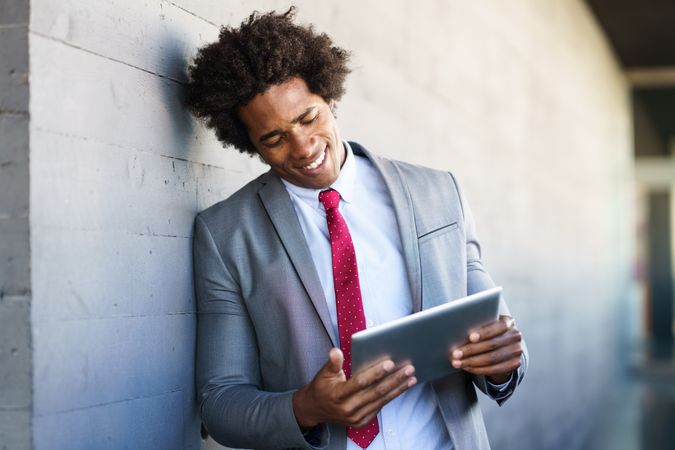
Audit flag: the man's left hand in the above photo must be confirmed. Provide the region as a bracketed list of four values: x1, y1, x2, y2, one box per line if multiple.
[450, 315, 523, 384]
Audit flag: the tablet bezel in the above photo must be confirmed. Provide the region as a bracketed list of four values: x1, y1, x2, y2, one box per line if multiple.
[351, 287, 502, 382]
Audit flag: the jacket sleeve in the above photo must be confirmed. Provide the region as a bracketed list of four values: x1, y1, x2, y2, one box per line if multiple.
[193, 214, 327, 449]
[449, 173, 529, 405]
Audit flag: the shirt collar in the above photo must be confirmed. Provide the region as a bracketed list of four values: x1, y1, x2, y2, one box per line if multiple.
[281, 141, 357, 207]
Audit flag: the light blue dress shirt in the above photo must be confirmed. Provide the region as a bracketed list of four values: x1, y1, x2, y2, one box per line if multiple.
[282, 142, 509, 449]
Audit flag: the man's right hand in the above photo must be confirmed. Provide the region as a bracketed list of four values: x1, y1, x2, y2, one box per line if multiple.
[292, 348, 417, 429]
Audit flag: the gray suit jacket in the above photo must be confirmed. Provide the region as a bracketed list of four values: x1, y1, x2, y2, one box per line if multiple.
[193, 142, 528, 450]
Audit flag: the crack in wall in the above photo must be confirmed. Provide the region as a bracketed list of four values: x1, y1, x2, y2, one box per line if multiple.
[29, 30, 186, 85]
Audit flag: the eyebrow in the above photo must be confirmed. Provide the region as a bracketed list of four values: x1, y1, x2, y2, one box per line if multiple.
[259, 106, 317, 143]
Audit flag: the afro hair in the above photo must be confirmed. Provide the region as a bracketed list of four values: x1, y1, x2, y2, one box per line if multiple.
[185, 7, 351, 156]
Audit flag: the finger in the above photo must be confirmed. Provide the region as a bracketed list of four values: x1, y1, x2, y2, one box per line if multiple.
[345, 371, 417, 427]
[462, 357, 522, 377]
[458, 342, 522, 368]
[452, 328, 521, 360]
[358, 364, 415, 406]
[338, 364, 414, 418]
[466, 315, 516, 343]
[454, 342, 522, 369]
[340, 359, 396, 397]
[321, 348, 344, 376]
[352, 377, 415, 427]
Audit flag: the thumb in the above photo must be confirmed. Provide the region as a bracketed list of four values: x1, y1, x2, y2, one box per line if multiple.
[322, 347, 344, 375]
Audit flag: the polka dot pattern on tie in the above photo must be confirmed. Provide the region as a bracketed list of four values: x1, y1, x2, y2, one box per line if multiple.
[319, 188, 379, 449]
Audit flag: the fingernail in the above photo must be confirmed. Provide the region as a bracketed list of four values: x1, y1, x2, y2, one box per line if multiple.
[408, 377, 417, 387]
[383, 361, 394, 372]
[470, 333, 480, 342]
[453, 350, 463, 359]
[404, 366, 415, 376]
[452, 360, 461, 368]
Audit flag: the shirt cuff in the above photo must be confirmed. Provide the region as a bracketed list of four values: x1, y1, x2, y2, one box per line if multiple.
[485, 373, 514, 399]
[302, 423, 330, 449]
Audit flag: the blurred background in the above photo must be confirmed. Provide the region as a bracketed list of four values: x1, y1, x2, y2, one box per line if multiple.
[1, 0, 673, 449]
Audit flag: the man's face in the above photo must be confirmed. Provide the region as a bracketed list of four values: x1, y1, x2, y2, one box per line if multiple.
[238, 77, 346, 189]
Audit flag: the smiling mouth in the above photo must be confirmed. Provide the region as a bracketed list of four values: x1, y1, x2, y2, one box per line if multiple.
[302, 149, 326, 170]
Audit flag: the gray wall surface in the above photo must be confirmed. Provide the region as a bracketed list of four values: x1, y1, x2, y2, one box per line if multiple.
[27, 0, 229, 448]
[0, 0, 31, 448]
[1, 1, 634, 449]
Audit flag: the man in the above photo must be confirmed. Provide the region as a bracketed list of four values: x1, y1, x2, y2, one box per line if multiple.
[187, 8, 527, 450]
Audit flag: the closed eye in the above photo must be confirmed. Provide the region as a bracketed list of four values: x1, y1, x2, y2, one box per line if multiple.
[301, 112, 319, 125]
[263, 136, 284, 148]
[260, 107, 320, 148]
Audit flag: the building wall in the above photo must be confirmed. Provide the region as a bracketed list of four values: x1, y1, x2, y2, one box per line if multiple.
[0, 0, 31, 448]
[19, 1, 633, 449]
[27, 1, 233, 448]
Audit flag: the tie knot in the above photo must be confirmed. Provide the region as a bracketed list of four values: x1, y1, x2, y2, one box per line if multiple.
[319, 189, 341, 210]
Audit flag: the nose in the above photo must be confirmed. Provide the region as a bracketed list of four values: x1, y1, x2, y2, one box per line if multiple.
[288, 128, 316, 159]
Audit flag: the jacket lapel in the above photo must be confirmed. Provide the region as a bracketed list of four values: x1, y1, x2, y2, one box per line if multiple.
[257, 172, 339, 346]
[350, 142, 423, 313]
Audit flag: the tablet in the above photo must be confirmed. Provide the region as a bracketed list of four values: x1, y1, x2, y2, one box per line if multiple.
[351, 287, 502, 383]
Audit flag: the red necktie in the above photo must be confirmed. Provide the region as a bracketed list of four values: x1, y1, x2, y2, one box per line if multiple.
[319, 188, 379, 449]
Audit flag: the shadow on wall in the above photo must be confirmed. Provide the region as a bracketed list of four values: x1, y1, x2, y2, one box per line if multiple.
[160, 36, 195, 160]
[157, 30, 204, 450]
[161, 29, 236, 450]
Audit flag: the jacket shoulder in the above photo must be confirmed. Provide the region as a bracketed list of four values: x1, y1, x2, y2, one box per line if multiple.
[195, 171, 269, 231]
[349, 140, 455, 187]
[388, 158, 454, 184]
[350, 141, 464, 227]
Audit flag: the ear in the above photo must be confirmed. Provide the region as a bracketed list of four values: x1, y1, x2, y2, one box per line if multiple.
[328, 100, 336, 116]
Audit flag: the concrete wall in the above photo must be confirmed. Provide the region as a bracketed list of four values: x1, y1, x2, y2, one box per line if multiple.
[27, 0, 237, 448]
[6, 0, 633, 449]
[0, 0, 32, 448]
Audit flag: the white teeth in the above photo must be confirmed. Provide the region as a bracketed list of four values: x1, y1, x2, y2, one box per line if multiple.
[304, 150, 325, 170]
